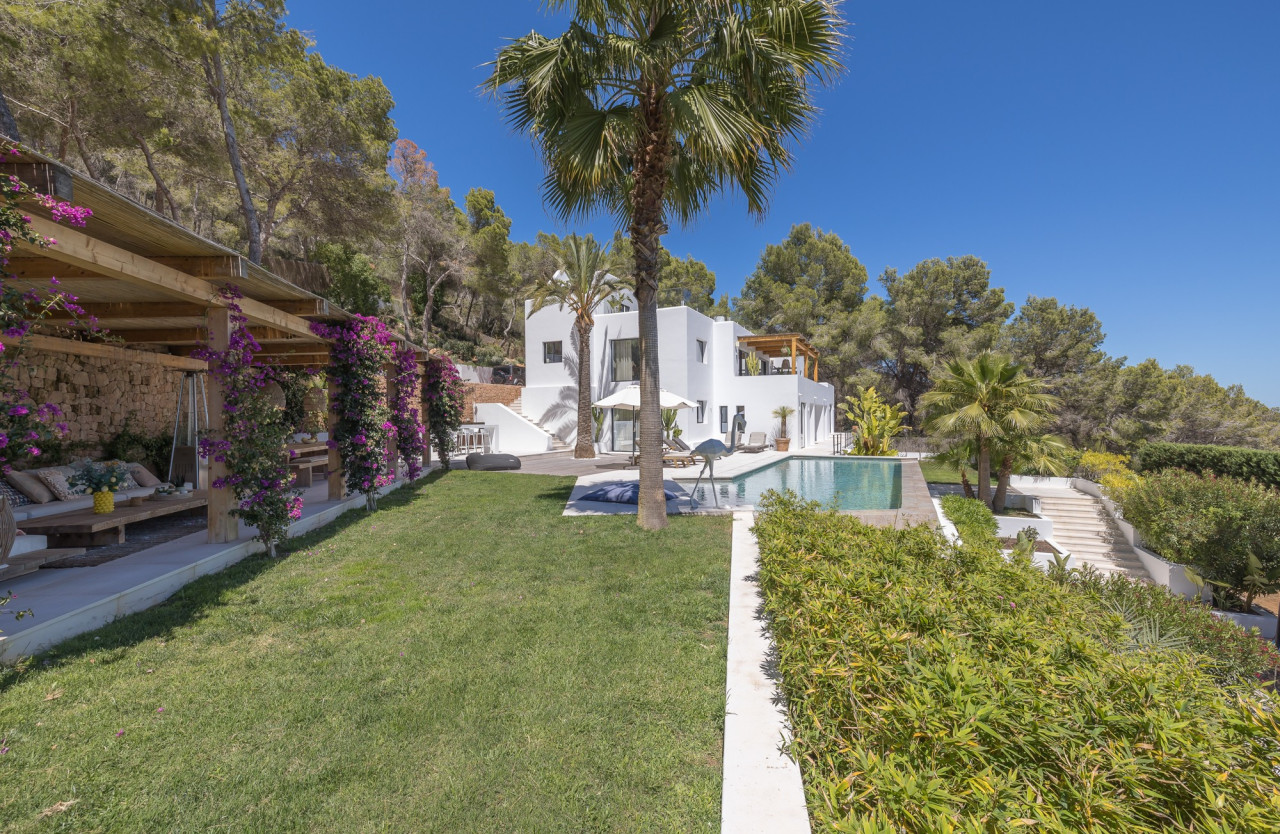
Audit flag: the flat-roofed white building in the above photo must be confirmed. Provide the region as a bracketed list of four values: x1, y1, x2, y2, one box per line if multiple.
[475, 290, 836, 454]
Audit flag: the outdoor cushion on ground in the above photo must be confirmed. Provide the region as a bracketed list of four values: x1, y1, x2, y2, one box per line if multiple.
[466, 453, 521, 471]
[580, 483, 679, 504]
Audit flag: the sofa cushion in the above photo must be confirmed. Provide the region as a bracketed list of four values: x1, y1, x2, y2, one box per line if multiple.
[128, 463, 161, 488]
[5, 469, 54, 504]
[0, 478, 31, 508]
[36, 468, 81, 501]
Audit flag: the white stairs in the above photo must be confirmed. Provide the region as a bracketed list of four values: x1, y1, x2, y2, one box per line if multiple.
[507, 394, 571, 452]
[1033, 488, 1148, 579]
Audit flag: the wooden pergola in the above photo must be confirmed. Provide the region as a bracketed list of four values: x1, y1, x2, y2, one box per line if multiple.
[1, 148, 426, 544]
[736, 333, 820, 381]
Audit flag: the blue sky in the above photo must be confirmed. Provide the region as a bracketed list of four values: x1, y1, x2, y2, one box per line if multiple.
[292, 1, 1280, 405]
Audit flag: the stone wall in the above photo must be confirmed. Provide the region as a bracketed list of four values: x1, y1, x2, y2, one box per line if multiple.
[462, 382, 522, 423]
[18, 348, 186, 449]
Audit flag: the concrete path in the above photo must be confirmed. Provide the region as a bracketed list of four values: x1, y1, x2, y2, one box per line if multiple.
[721, 511, 810, 833]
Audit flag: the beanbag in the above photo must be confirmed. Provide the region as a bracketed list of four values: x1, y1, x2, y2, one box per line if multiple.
[465, 453, 522, 471]
[580, 483, 679, 504]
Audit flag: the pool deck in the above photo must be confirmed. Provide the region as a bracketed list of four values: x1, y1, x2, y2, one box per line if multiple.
[555, 445, 940, 528]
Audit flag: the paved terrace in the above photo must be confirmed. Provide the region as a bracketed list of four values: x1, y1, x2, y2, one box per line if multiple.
[511, 444, 938, 528]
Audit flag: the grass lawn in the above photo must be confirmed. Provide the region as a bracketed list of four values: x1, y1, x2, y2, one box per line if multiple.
[0, 471, 731, 832]
[917, 458, 996, 487]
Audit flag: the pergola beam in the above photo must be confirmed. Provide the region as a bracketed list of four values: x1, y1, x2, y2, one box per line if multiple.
[19, 217, 320, 341]
[112, 327, 311, 345]
[0, 332, 207, 370]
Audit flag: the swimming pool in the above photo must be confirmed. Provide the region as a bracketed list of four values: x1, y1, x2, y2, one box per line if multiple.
[687, 456, 902, 511]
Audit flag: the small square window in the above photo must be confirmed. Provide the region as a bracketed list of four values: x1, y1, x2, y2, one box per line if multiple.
[543, 341, 563, 363]
[697, 401, 707, 424]
[696, 339, 707, 363]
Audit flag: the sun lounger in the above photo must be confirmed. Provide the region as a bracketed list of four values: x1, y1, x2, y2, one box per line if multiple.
[663, 440, 697, 468]
[740, 432, 770, 453]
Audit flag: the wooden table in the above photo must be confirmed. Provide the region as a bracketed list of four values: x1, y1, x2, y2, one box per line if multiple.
[286, 442, 328, 457]
[286, 442, 330, 487]
[17, 491, 209, 547]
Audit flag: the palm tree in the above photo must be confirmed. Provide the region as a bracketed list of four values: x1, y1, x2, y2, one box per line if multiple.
[529, 234, 626, 459]
[990, 433, 1071, 512]
[487, 1, 844, 530]
[922, 353, 1060, 506]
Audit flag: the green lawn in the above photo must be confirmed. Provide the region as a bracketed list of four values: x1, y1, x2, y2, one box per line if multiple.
[917, 458, 996, 486]
[0, 472, 731, 832]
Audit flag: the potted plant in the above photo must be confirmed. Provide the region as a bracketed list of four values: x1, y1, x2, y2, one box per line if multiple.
[661, 407, 680, 441]
[591, 406, 607, 453]
[71, 460, 131, 514]
[772, 405, 795, 452]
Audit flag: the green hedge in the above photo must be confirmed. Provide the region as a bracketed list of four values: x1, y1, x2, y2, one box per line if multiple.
[754, 491, 1280, 832]
[939, 494, 997, 544]
[1136, 441, 1280, 488]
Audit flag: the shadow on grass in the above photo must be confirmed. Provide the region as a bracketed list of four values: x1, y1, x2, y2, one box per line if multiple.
[0, 477, 438, 692]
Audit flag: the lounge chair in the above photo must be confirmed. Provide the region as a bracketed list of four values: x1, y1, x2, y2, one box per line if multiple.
[663, 440, 697, 468]
[740, 432, 770, 453]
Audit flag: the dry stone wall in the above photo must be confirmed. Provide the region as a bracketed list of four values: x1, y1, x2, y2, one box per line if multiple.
[462, 382, 522, 423]
[18, 348, 185, 448]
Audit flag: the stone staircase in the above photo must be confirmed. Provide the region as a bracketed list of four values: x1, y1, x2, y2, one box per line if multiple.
[1, 534, 86, 580]
[1033, 488, 1148, 578]
[507, 394, 571, 452]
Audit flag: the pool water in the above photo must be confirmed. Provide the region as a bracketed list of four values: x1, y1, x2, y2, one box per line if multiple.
[687, 456, 902, 511]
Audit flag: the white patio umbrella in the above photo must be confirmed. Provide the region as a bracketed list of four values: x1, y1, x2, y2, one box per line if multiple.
[593, 385, 697, 410]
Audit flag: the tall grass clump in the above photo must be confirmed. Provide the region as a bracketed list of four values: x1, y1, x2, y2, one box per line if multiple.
[753, 490, 1280, 832]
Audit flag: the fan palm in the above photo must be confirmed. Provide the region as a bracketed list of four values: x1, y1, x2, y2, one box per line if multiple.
[529, 234, 627, 459]
[922, 353, 1060, 505]
[487, 1, 845, 529]
[989, 432, 1071, 512]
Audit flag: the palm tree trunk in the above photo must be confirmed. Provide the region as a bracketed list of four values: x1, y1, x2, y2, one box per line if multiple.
[960, 468, 974, 500]
[977, 435, 992, 503]
[992, 454, 1014, 512]
[630, 84, 671, 531]
[574, 319, 595, 459]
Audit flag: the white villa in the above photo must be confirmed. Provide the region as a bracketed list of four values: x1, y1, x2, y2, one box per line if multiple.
[475, 292, 836, 454]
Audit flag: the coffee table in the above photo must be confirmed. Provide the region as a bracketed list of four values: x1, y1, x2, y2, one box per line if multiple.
[17, 491, 209, 548]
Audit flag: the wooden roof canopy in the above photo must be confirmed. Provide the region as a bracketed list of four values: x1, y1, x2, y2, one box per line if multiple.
[737, 333, 820, 381]
[1, 147, 426, 369]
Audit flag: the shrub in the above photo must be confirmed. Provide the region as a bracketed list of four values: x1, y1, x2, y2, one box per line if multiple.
[1115, 470, 1280, 609]
[1137, 441, 1280, 489]
[423, 355, 464, 470]
[1050, 564, 1280, 684]
[753, 491, 1280, 832]
[939, 494, 996, 544]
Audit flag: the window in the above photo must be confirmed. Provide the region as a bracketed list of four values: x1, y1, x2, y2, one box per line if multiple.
[611, 338, 640, 382]
[696, 400, 707, 424]
[719, 406, 728, 433]
[542, 341, 563, 364]
[697, 339, 708, 363]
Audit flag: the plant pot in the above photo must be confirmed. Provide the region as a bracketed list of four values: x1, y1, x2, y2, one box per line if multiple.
[93, 491, 116, 515]
[1212, 607, 1279, 641]
[774, 438, 791, 452]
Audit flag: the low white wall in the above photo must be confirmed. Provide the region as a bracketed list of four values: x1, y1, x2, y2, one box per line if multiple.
[474, 403, 553, 455]
[1009, 475, 1074, 490]
[994, 514, 1054, 540]
[1214, 609, 1279, 640]
[520, 384, 578, 443]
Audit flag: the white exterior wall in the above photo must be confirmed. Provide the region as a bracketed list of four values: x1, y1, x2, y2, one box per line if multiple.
[522, 294, 834, 452]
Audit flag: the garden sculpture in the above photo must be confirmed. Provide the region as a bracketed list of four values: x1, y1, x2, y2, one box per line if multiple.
[690, 412, 747, 507]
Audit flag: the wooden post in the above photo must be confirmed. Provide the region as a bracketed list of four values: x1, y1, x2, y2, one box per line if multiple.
[327, 373, 345, 500]
[206, 307, 239, 543]
[384, 362, 399, 482]
[790, 336, 798, 375]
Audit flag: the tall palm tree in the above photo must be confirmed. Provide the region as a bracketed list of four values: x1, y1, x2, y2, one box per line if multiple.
[529, 234, 626, 459]
[487, 1, 845, 530]
[922, 353, 1060, 505]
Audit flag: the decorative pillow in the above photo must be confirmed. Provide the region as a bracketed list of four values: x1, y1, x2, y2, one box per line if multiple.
[580, 483, 679, 504]
[0, 478, 32, 508]
[34, 468, 78, 502]
[5, 469, 54, 504]
[128, 463, 161, 488]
